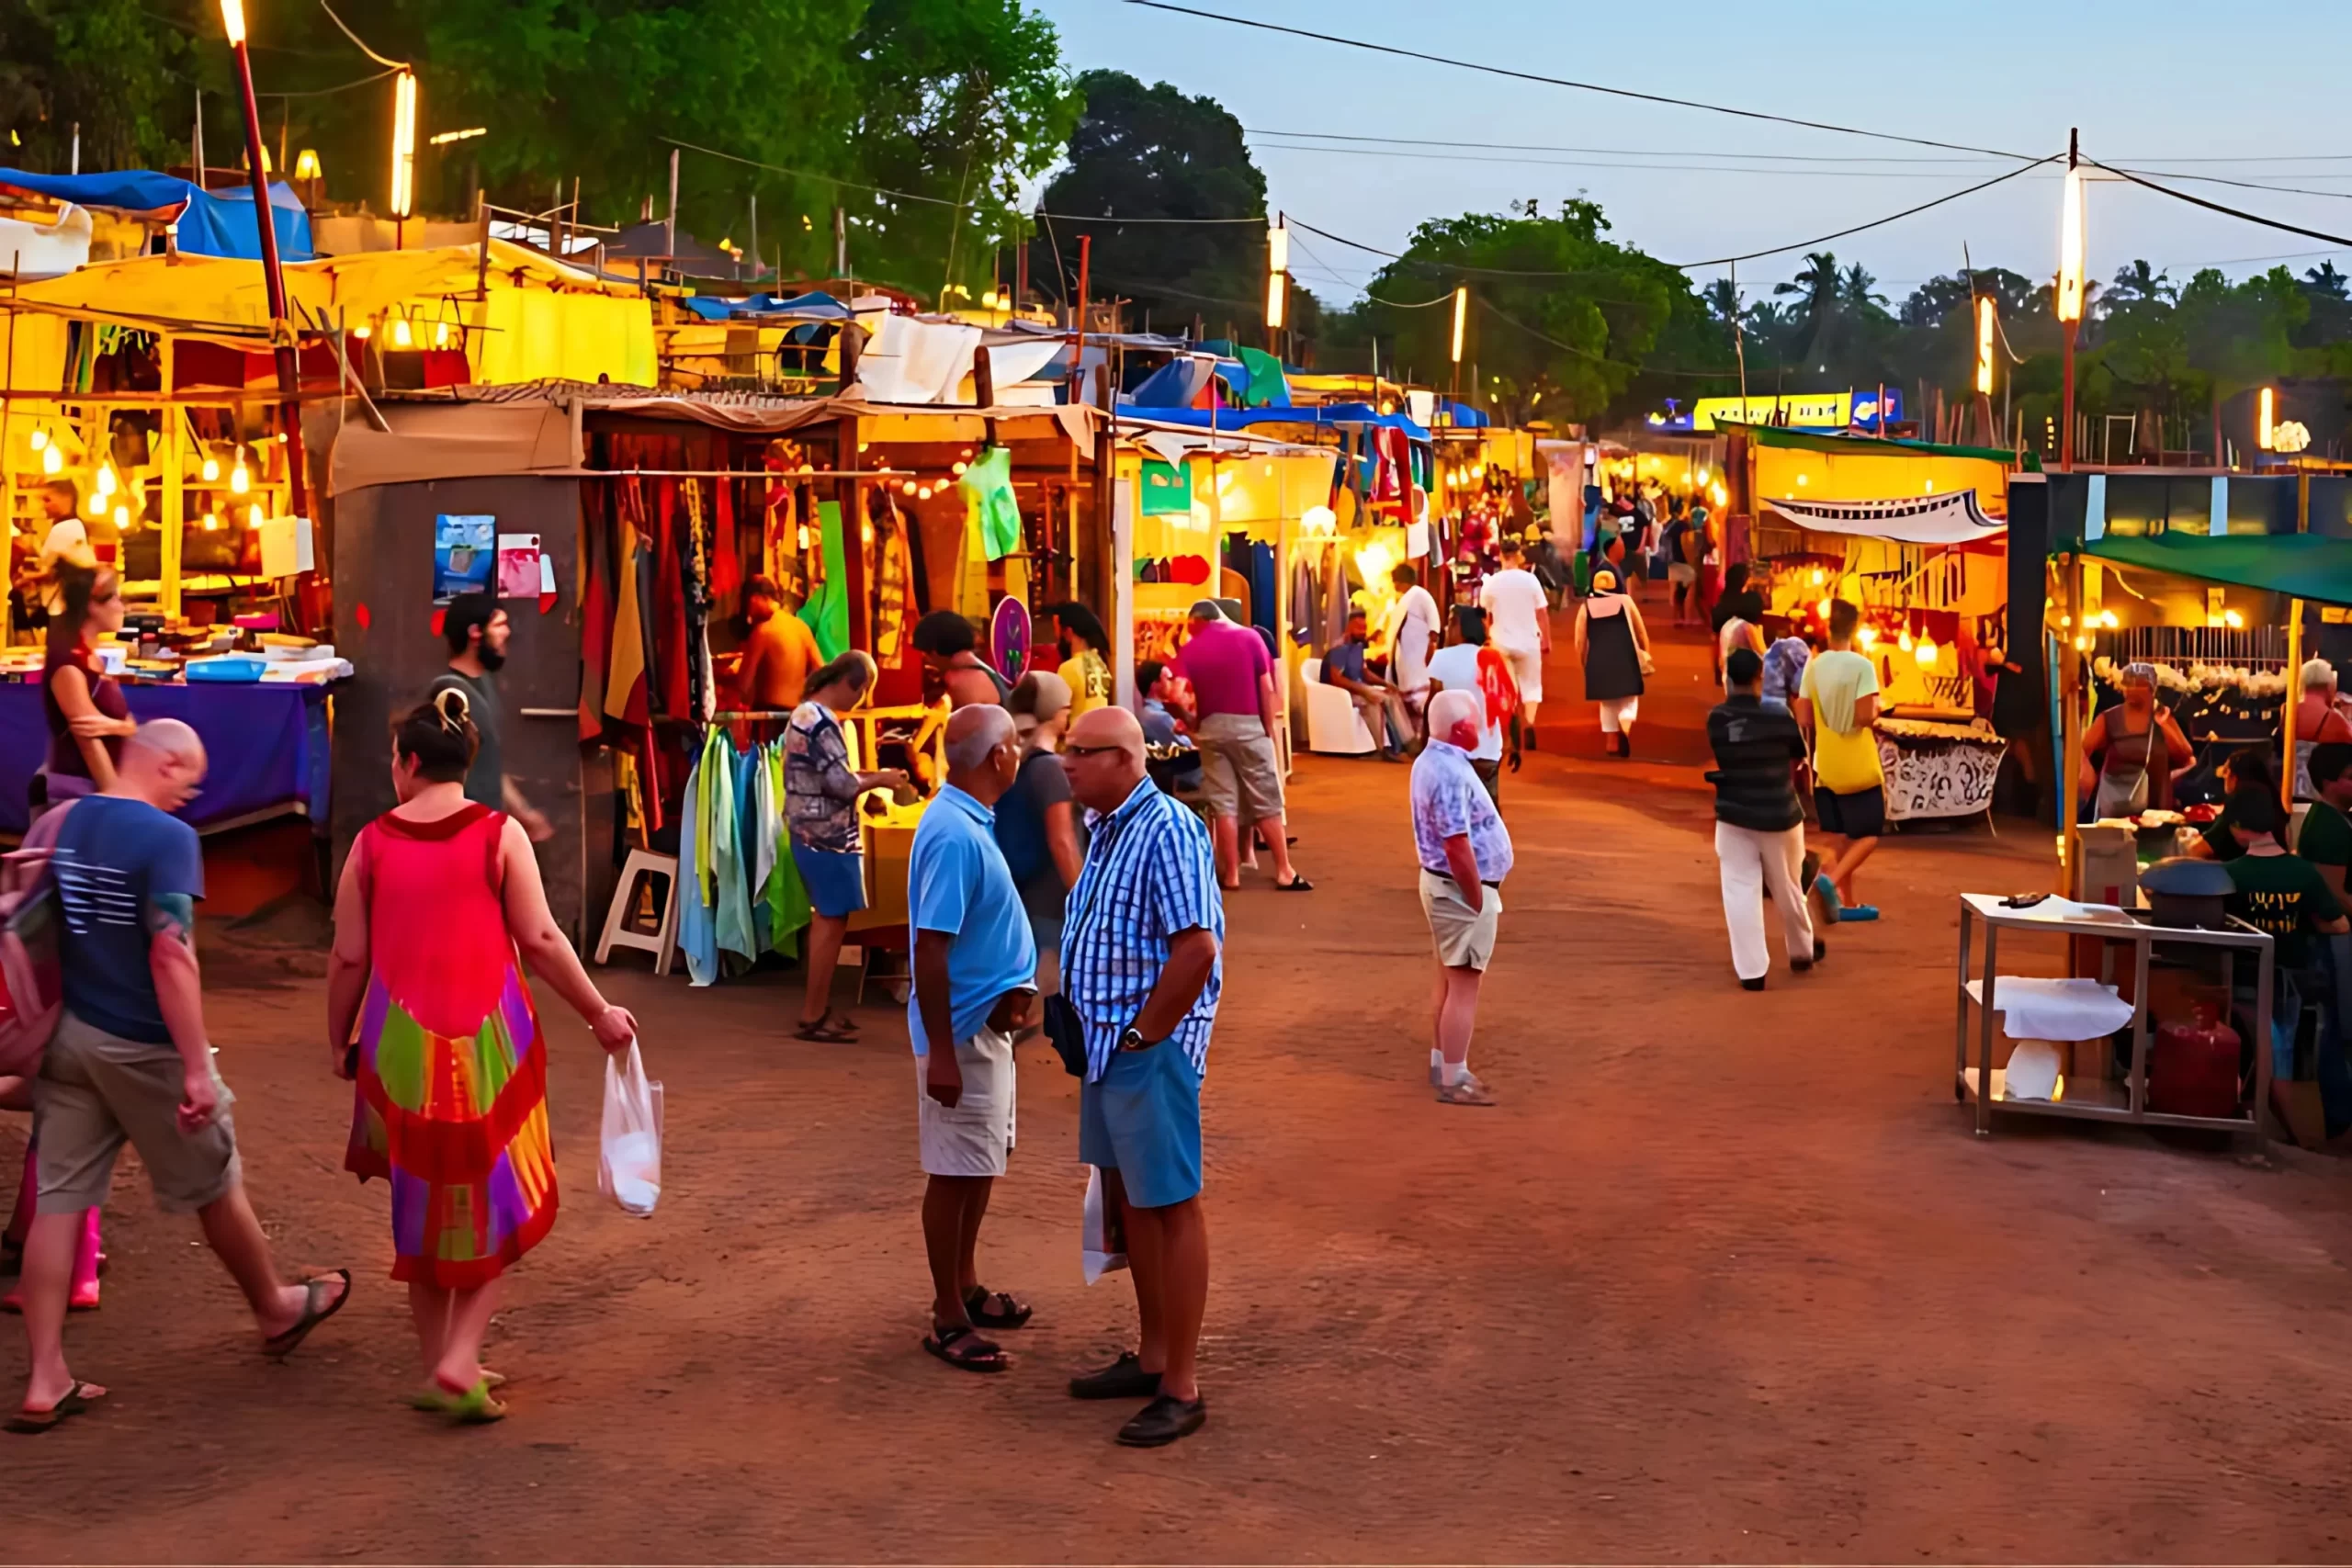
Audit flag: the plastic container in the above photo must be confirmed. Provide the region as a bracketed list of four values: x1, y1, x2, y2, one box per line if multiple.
[184, 656, 267, 683]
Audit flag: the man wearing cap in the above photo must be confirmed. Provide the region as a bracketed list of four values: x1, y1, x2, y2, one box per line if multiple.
[1172, 599, 1310, 891]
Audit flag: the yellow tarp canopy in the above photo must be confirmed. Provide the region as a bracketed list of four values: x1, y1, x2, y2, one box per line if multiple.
[3, 241, 656, 387]
[1755, 442, 2007, 515]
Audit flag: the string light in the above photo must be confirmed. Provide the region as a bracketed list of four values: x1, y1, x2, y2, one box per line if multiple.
[40, 444, 62, 475]
[899, 479, 917, 496]
[230, 457, 251, 494]
[1898, 628, 1915, 652]
[94, 464, 117, 497]
[201, 454, 220, 482]
[202, 511, 220, 532]
[112, 504, 129, 530]
[1915, 636, 1939, 669]
[391, 315, 413, 348]
[247, 503, 266, 528]
[28, 428, 45, 451]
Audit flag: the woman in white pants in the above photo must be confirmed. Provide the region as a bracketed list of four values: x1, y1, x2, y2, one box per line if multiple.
[1574, 570, 1650, 758]
[1707, 647, 1822, 988]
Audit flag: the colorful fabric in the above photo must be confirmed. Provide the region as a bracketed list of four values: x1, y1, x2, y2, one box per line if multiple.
[785, 701, 863, 853]
[798, 501, 851, 661]
[962, 446, 1023, 560]
[344, 807, 558, 1289]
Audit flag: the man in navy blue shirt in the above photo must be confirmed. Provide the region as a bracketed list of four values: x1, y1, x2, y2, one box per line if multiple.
[909, 705, 1038, 1376]
[13, 719, 347, 1432]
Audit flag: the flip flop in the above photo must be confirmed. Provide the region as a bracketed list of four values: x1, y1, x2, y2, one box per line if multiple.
[922, 1323, 1008, 1374]
[404, 1369, 507, 1411]
[261, 1269, 351, 1360]
[1274, 875, 1315, 892]
[964, 1286, 1034, 1330]
[1812, 874, 1845, 919]
[793, 1021, 857, 1043]
[1838, 904, 1882, 923]
[414, 1376, 507, 1424]
[6, 1380, 104, 1435]
[823, 1011, 862, 1033]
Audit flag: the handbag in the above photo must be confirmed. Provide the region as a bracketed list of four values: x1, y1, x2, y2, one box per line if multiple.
[0, 802, 74, 1078]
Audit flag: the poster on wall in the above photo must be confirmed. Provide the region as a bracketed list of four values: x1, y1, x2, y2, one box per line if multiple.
[434, 514, 495, 603]
[496, 533, 543, 599]
[990, 596, 1032, 683]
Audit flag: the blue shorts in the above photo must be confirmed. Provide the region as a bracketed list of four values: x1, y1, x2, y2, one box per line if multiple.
[1079, 1041, 1204, 1209]
[791, 842, 867, 919]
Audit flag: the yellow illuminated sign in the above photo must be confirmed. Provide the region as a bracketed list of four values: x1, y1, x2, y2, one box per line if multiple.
[1690, 392, 1854, 432]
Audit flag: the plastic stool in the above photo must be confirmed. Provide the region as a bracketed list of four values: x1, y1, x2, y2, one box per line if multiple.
[595, 850, 680, 975]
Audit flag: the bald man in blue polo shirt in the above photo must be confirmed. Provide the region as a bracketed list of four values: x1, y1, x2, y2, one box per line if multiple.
[910, 704, 1039, 1376]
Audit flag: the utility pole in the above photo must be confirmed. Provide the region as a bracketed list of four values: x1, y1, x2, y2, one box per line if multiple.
[193, 92, 205, 187]
[1730, 257, 1748, 405]
[749, 195, 759, 282]
[665, 146, 680, 259]
[218, 0, 305, 515]
[833, 206, 846, 280]
[2058, 127, 2085, 472]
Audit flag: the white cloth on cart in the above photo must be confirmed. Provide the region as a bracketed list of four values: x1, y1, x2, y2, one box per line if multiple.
[1986, 976, 2134, 1042]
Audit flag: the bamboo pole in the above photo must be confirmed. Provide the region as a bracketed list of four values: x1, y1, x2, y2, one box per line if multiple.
[159, 338, 182, 621]
[2286, 596, 2303, 812]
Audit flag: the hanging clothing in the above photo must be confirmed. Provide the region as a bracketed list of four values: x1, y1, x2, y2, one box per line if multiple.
[871, 494, 911, 663]
[799, 500, 852, 660]
[961, 446, 1023, 560]
[343, 805, 558, 1289]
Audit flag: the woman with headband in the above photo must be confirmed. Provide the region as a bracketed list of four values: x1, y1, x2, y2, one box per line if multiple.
[2079, 661, 2192, 820]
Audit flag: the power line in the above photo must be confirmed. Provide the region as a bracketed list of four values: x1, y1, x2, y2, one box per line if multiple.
[256, 64, 400, 99]
[2117, 166, 2352, 202]
[663, 137, 1261, 224]
[1120, 0, 2038, 161]
[1252, 142, 2034, 180]
[1247, 128, 1997, 165]
[315, 0, 409, 69]
[2089, 160, 2352, 249]
[1474, 295, 1730, 382]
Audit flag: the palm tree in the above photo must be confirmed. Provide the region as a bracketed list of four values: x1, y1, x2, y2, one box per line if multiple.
[1838, 263, 1887, 313]
[2305, 261, 2348, 299]
[1702, 276, 1741, 326]
[1774, 251, 1842, 371]
[2109, 259, 2173, 307]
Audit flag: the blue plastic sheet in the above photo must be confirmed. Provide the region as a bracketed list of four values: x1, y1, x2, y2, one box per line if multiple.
[0, 167, 311, 261]
[679, 290, 850, 321]
[0, 682, 332, 834]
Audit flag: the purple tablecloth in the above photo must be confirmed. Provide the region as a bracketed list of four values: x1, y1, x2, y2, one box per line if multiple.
[1, 680, 333, 834]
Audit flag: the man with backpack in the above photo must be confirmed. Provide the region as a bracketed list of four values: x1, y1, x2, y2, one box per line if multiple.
[8, 719, 349, 1432]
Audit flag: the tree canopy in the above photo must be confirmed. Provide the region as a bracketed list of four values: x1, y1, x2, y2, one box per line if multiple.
[0, 0, 1078, 296]
[1025, 70, 1269, 334]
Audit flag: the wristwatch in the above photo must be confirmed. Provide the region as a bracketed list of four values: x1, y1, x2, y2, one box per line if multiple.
[1118, 1025, 1157, 1053]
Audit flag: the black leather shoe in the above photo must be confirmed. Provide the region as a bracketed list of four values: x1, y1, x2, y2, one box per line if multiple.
[1116, 1393, 1207, 1447]
[1069, 1350, 1160, 1401]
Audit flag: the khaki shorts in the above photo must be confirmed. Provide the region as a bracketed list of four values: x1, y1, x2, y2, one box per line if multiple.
[1194, 711, 1285, 820]
[1419, 870, 1503, 971]
[35, 1010, 241, 1215]
[915, 1027, 1016, 1178]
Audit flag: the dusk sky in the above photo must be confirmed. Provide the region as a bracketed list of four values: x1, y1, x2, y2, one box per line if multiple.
[1030, 0, 2352, 309]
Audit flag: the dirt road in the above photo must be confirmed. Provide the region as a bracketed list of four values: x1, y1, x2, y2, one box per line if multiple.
[8, 613, 2352, 1562]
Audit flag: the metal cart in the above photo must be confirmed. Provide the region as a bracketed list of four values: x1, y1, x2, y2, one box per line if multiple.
[1954, 893, 2272, 1149]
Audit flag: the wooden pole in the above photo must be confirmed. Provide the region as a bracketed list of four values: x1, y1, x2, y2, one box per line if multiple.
[838, 416, 868, 651]
[2060, 550, 2084, 894]
[159, 339, 181, 621]
[2287, 597, 2304, 812]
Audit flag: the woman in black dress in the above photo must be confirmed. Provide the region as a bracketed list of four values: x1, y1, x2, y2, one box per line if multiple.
[1575, 569, 1652, 757]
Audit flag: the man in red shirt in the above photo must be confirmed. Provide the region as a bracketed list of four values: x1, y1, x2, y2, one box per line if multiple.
[1173, 601, 1310, 892]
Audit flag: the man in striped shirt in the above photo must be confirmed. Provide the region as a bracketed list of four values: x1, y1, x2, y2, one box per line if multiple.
[1057, 706, 1225, 1449]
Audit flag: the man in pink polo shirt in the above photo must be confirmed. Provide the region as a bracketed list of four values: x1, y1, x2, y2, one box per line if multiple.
[1173, 601, 1311, 893]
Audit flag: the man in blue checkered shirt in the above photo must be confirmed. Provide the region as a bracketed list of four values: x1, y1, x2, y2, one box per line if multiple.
[1057, 705, 1225, 1449]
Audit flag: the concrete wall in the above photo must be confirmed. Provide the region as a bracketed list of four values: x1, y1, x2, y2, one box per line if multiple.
[329, 474, 615, 942]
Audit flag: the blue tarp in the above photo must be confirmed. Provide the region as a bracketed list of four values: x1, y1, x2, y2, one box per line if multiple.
[679, 289, 851, 321]
[0, 167, 311, 261]
[1114, 400, 1432, 443]
[1437, 400, 1487, 428]
[1126, 355, 1252, 409]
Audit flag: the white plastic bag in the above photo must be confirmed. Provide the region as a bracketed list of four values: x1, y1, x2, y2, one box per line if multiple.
[597, 1041, 663, 1217]
[1081, 1165, 1127, 1284]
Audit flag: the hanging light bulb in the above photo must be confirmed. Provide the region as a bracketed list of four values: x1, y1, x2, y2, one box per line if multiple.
[1810, 568, 1826, 586]
[85, 491, 104, 518]
[433, 321, 450, 348]
[202, 511, 220, 532]
[952, 461, 967, 476]
[1915, 636, 1939, 669]
[112, 504, 130, 530]
[94, 463, 117, 497]
[797, 525, 811, 551]
[230, 457, 251, 494]
[391, 315, 413, 348]
[28, 428, 46, 451]
[1898, 627, 1915, 652]
[899, 479, 917, 496]
[1815, 597, 1833, 620]
[1859, 626, 1880, 649]
[201, 453, 220, 482]
[248, 503, 266, 528]
[40, 443, 63, 475]
[917, 484, 934, 501]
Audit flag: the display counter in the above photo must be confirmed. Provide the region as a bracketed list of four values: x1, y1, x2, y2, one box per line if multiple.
[1875, 715, 2007, 826]
[0, 679, 334, 835]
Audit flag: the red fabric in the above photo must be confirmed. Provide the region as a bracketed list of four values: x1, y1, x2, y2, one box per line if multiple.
[654, 478, 690, 719]
[1473, 646, 1521, 734]
[577, 494, 612, 743]
[709, 469, 742, 621]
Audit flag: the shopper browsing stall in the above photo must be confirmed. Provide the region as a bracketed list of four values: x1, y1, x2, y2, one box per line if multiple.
[1795, 600, 1883, 923]
[785, 651, 911, 1043]
[2079, 662, 2194, 818]
[2300, 742, 2352, 901]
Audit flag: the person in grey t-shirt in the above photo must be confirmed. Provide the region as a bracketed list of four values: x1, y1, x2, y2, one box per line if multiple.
[430, 592, 550, 840]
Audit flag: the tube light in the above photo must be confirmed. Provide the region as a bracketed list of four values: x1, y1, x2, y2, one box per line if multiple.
[1975, 297, 1996, 395]
[220, 0, 246, 45]
[389, 71, 419, 220]
[1450, 287, 1467, 365]
[2056, 169, 2086, 324]
[2258, 387, 2276, 451]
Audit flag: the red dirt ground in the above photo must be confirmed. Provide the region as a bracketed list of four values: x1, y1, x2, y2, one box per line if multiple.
[8, 597, 2352, 1563]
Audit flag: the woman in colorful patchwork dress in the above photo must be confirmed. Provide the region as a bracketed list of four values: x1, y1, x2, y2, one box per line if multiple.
[327, 689, 638, 1422]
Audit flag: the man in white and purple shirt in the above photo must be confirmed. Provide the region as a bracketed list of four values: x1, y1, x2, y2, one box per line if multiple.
[1409, 688, 1514, 1107]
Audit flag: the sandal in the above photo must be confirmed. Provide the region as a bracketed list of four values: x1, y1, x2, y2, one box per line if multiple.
[416, 1376, 507, 1424]
[6, 1379, 105, 1435]
[922, 1323, 1008, 1374]
[1274, 874, 1315, 892]
[261, 1269, 352, 1360]
[793, 1020, 858, 1043]
[405, 1369, 507, 1411]
[964, 1286, 1034, 1330]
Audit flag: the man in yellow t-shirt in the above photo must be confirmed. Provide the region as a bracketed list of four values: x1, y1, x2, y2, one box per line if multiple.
[1053, 601, 1114, 718]
[1794, 600, 1883, 923]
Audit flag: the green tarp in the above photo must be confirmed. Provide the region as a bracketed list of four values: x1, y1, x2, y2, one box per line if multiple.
[2075, 530, 2352, 608]
[1724, 420, 2041, 469]
[1140, 458, 1193, 515]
